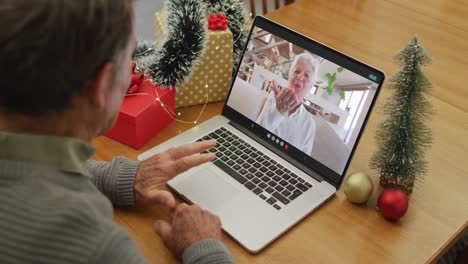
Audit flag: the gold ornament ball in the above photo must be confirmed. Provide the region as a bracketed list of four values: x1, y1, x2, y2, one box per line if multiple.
[343, 172, 374, 204]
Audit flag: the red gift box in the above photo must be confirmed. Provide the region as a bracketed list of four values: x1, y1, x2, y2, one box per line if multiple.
[105, 79, 175, 149]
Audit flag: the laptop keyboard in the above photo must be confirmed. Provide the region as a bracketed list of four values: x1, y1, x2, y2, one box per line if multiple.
[196, 127, 313, 210]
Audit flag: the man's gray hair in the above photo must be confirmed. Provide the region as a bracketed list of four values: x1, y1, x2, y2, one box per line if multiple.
[288, 52, 320, 87]
[0, 0, 133, 115]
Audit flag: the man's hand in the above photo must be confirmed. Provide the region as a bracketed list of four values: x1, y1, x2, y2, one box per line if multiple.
[134, 140, 216, 208]
[154, 203, 223, 258]
[271, 80, 301, 114]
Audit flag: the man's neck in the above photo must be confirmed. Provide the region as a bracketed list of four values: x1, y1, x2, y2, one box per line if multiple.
[0, 111, 95, 141]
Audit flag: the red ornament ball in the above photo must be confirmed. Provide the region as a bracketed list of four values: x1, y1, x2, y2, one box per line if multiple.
[377, 188, 409, 221]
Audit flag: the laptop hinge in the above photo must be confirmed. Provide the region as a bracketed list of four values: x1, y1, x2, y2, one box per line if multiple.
[228, 120, 326, 183]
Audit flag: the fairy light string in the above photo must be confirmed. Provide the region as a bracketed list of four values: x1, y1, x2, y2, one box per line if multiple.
[125, 74, 211, 124]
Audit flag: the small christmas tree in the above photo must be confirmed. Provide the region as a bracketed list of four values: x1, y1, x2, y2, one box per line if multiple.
[371, 37, 433, 194]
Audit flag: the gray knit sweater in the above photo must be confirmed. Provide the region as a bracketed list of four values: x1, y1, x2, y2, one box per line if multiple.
[0, 132, 234, 264]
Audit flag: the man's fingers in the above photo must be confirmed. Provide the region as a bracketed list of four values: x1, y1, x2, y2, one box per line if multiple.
[174, 153, 215, 175]
[168, 139, 217, 160]
[154, 220, 172, 242]
[175, 203, 190, 215]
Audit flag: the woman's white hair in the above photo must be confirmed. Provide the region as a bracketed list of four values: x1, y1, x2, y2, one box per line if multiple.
[288, 52, 320, 89]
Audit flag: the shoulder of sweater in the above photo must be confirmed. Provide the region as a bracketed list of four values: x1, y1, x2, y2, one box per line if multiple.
[0, 166, 136, 262]
[1, 170, 115, 229]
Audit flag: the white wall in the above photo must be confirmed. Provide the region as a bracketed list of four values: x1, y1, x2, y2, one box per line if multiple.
[346, 87, 377, 148]
[134, 0, 164, 42]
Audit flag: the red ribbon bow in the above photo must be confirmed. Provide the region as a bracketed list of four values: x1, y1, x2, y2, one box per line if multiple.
[208, 13, 228, 30]
[128, 61, 144, 94]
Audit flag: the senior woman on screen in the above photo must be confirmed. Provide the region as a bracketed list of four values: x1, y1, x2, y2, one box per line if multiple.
[256, 52, 319, 154]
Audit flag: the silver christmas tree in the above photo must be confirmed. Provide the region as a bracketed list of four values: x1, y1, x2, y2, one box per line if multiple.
[371, 37, 433, 194]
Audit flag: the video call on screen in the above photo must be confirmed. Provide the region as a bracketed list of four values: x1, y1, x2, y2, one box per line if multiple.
[227, 26, 379, 174]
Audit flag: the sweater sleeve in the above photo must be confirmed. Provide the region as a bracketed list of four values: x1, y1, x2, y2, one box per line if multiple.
[182, 239, 235, 264]
[86, 157, 141, 207]
[93, 229, 234, 264]
[92, 223, 150, 264]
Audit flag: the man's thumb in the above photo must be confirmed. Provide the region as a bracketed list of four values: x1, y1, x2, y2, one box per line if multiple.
[154, 220, 172, 241]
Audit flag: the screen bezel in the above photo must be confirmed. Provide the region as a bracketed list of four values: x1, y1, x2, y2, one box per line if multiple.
[222, 16, 385, 189]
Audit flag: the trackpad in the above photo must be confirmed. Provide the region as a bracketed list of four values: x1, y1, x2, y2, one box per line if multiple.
[177, 168, 240, 212]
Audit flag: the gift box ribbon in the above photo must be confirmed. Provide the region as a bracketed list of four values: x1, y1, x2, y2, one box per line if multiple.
[208, 13, 228, 31]
[128, 62, 145, 94]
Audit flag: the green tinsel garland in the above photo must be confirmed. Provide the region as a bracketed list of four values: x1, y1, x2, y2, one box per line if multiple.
[133, 0, 248, 87]
[147, 0, 208, 87]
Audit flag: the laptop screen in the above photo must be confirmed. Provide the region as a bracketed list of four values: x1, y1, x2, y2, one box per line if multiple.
[224, 17, 384, 187]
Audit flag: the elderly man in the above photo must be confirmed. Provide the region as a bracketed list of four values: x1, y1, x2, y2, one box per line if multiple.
[0, 1, 233, 263]
[256, 53, 319, 154]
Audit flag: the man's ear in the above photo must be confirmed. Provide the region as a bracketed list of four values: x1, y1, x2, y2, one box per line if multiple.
[86, 62, 114, 109]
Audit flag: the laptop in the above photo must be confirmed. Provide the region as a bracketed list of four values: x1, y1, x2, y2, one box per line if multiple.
[138, 16, 385, 253]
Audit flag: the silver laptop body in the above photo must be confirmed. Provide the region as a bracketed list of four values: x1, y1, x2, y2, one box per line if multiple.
[139, 16, 384, 253]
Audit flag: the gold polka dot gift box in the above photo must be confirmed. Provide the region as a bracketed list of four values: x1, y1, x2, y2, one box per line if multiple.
[155, 11, 233, 108]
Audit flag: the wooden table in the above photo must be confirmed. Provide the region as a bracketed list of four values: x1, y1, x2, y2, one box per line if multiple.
[93, 0, 468, 263]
